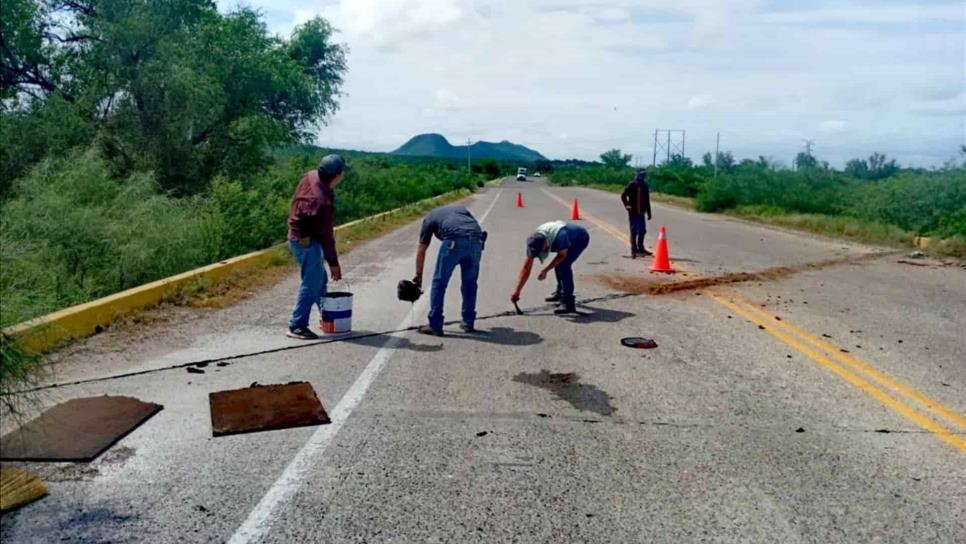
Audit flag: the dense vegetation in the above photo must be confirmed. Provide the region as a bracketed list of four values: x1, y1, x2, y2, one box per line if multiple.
[0, 147, 483, 327]
[551, 150, 966, 244]
[0, 2, 486, 328]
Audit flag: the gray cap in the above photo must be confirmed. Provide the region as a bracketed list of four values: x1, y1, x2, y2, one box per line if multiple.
[319, 154, 347, 176]
[526, 233, 548, 258]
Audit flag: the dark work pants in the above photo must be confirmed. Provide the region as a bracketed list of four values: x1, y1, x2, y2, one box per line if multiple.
[552, 226, 590, 306]
[629, 213, 647, 253]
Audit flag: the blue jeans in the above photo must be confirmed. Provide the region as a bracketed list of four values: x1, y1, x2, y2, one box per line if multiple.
[553, 225, 590, 305]
[629, 213, 647, 253]
[428, 238, 482, 330]
[289, 239, 328, 329]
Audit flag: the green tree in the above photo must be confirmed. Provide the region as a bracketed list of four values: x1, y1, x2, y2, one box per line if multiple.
[845, 152, 899, 180]
[794, 152, 818, 170]
[661, 154, 693, 169]
[533, 158, 553, 173]
[477, 158, 501, 178]
[0, 1, 347, 195]
[600, 148, 631, 169]
[702, 151, 735, 171]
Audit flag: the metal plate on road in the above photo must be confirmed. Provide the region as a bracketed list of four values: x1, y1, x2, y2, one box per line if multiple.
[620, 337, 658, 349]
[0, 396, 163, 462]
[209, 381, 330, 437]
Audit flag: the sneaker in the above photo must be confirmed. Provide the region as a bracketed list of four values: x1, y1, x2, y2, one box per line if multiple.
[286, 326, 319, 340]
[544, 292, 561, 303]
[459, 322, 477, 333]
[417, 325, 444, 337]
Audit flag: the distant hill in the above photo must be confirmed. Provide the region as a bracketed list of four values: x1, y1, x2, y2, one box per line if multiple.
[392, 133, 546, 162]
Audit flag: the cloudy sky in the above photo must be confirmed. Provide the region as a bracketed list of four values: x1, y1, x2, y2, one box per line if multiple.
[217, 0, 965, 166]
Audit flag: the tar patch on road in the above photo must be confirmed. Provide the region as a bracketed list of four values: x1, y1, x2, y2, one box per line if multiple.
[592, 252, 890, 295]
[513, 370, 616, 416]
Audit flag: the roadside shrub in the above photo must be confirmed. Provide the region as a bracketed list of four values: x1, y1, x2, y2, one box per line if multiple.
[1, 149, 209, 326]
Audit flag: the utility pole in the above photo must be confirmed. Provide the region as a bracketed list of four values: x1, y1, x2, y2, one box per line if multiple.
[652, 129, 658, 166]
[803, 139, 814, 156]
[713, 131, 720, 182]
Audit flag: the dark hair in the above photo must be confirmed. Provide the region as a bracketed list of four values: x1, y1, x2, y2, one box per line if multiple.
[318, 167, 339, 186]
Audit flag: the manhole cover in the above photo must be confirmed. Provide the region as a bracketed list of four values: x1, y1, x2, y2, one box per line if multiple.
[621, 337, 658, 349]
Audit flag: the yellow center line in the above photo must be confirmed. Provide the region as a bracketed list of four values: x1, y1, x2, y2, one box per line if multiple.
[725, 296, 966, 431]
[714, 295, 966, 453]
[543, 186, 966, 454]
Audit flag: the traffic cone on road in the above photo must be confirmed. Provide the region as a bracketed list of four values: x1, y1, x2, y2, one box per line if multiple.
[516, 192, 524, 208]
[570, 199, 581, 220]
[649, 225, 675, 273]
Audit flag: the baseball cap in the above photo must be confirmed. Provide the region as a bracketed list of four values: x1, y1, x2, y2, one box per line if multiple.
[526, 233, 548, 258]
[319, 154, 347, 176]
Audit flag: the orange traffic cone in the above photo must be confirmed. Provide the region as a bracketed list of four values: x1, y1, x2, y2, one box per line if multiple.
[570, 199, 581, 220]
[516, 192, 524, 208]
[649, 225, 674, 273]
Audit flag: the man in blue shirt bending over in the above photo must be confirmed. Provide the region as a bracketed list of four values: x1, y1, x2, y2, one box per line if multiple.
[413, 205, 486, 336]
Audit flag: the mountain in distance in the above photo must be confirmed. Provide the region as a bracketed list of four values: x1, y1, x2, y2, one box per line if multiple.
[392, 133, 546, 162]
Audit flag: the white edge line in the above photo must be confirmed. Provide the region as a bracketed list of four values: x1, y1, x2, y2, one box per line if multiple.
[228, 187, 503, 544]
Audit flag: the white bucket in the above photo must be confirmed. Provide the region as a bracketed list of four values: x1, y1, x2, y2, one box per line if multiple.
[321, 291, 353, 334]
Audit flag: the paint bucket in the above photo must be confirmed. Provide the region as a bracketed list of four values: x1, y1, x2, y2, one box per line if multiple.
[321, 291, 353, 334]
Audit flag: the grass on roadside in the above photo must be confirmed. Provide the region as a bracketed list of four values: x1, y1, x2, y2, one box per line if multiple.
[577, 185, 964, 259]
[571, 183, 697, 209]
[726, 205, 913, 246]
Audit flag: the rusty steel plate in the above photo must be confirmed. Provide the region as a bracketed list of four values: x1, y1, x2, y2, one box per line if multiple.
[209, 381, 330, 437]
[0, 396, 163, 462]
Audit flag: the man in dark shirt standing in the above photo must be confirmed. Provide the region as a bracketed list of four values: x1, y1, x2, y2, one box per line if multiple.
[285, 154, 346, 339]
[621, 169, 653, 257]
[413, 205, 485, 336]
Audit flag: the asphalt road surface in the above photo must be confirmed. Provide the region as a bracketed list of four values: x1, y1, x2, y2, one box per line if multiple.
[2, 179, 964, 543]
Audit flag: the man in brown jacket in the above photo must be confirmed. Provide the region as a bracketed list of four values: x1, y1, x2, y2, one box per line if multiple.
[285, 154, 346, 339]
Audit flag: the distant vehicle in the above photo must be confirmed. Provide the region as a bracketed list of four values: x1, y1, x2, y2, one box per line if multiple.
[517, 167, 528, 181]
[534, 171, 542, 177]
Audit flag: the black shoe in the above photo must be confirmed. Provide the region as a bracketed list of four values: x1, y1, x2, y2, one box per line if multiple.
[417, 325, 444, 337]
[460, 322, 477, 333]
[554, 304, 578, 315]
[640, 248, 653, 256]
[545, 292, 561, 302]
[286, 326, 319, 340]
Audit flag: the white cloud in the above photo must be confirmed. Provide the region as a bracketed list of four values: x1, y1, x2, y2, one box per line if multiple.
[687, 94, 714, 110]
[433, 87, 467, 111]
[328, 0, 470, 49]
[819, 120, 849, 133]
[910, 92, 966, 116]
[756, 4, 962, 25]
[220, 0, 966, 166]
